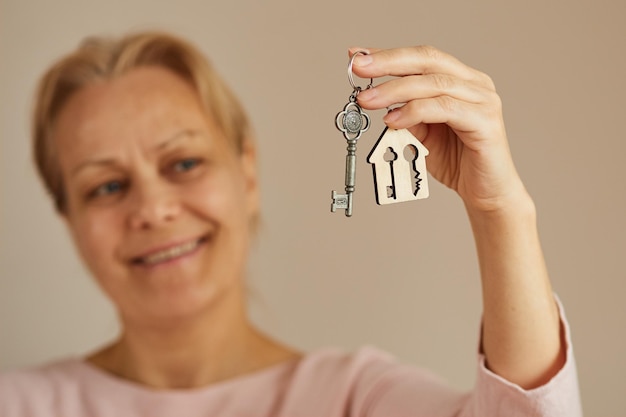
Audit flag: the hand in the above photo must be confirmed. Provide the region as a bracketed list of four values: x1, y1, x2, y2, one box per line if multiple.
[351, 46, 529, 212]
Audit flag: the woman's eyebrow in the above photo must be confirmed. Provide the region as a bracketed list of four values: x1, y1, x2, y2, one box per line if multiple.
[71, 158, 118, 178]
[155, 129, 206, 151]
[71, 129, 209, 177]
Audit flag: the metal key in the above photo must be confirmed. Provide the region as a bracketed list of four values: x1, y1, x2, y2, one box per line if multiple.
[331, 97, 370, 216]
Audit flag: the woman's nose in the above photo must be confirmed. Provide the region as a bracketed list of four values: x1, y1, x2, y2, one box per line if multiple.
[127, 179, 182, 230]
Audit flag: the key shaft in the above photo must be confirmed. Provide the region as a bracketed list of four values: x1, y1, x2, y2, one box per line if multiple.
[331, 139, 357, 217]
[343, 139, 357, 216]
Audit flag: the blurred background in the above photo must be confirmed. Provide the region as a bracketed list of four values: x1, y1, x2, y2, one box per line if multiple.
[1, 0, 624, 415]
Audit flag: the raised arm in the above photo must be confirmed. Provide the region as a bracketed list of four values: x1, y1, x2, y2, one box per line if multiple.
[351, 46, 565, 389]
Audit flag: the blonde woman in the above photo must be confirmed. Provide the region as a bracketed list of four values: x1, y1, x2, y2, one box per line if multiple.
[0, 32, 581, 416]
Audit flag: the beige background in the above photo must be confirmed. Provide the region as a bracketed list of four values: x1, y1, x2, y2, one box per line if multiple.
[1, 0, 624, 415]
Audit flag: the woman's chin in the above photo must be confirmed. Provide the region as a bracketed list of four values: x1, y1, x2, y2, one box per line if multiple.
[122, 283, 224, 328]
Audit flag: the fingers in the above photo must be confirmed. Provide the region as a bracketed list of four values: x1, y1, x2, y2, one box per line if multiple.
[349, 46, 493, 88]
[355, 68, 502, 139]
[345, 46, 503, 143]
[381, 97, 505, 147]
[356, 73, 494, 110]
[382, 97, 478, 131]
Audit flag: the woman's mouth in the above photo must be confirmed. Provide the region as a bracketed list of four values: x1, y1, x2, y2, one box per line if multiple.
[132, 236, 207, 266]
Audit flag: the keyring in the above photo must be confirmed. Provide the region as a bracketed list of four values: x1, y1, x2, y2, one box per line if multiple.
[348, 50, 373, 92]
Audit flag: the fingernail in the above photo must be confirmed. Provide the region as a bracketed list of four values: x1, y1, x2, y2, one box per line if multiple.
[354, 54, 373, 66]
[357, 87, 376, 101]
[384, 110, 400, 123]
[349, 47, 370, 54]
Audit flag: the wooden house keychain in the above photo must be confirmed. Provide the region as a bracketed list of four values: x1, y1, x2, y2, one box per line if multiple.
[331, 51, 429, 216]
[367, 124, 430, 204]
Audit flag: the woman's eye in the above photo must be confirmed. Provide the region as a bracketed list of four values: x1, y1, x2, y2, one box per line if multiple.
[88, 180, 126, 199]
[173, 158, 200, 173]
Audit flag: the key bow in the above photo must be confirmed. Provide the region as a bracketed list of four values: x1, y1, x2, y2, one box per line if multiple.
[335, 101, 370, 141]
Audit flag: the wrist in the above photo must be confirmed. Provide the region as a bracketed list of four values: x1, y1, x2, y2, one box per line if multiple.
[464, 183, 536, 224]
[465, 191, 539, 247]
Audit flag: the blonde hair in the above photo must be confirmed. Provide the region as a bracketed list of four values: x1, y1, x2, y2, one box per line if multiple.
[33, 31, 251, 213]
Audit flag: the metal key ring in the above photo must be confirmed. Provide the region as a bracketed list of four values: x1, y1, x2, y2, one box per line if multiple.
[348, 50, 374, 91]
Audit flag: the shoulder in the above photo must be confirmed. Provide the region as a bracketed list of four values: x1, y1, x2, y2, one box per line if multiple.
[0, 357, 82, 388]
[282, 345, 454, 415]
[0, 358, 84, 416]
[294, 345, 445, 388]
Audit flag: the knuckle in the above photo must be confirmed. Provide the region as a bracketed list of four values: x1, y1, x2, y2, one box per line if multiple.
[415, 45, 441, 62]
[489, 98, 503, 120]
[478, 71, 496, 90]
[490, 91, 503, 108]
[430, 73, 453, 92]
[436, 95, 457, 113]
[483, 89, 502, 112]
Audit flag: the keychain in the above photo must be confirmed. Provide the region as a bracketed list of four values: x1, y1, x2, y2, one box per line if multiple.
[367, 125, 430, 204]
[331, 51, 429, 216]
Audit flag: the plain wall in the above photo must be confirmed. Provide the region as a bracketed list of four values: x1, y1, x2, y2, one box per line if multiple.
[1, 0, 624, 415]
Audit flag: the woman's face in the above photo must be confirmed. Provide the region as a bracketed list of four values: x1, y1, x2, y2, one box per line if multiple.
[54, 66, 258, 325]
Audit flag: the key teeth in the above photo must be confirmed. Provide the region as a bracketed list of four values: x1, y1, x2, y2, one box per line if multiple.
[414, 171, 422, 195]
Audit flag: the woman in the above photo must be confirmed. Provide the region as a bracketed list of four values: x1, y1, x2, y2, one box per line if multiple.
[0, 32, 581, 416]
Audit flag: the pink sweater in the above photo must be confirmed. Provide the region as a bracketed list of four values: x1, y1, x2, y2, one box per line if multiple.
[0, 310, 582, 416]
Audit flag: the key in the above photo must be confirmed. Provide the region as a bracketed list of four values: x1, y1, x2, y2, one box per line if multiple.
[331, 99, 369, 217]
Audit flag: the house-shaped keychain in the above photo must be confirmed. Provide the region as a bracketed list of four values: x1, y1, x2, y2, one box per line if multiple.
[367, 127, 430, 205]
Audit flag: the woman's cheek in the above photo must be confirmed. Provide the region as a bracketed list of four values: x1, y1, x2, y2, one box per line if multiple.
[186, 171, 244, 217]
[73, 209, 121, 267]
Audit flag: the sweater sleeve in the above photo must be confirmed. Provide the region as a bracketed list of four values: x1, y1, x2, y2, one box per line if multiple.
[357, 296, 582, 417]
[458, 296, 582, 417]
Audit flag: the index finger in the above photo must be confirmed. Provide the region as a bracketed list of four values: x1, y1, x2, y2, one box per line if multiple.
[349, 46, 486, 84]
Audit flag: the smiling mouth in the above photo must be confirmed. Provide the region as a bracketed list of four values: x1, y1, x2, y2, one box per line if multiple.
[133, 236, 207, 266]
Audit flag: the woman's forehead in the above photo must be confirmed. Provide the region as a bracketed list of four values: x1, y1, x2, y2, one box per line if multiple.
[53, 67, 215, 162]
[60, 67, 205, 125]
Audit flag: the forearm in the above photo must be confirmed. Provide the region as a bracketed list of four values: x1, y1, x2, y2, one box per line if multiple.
[466, 191, 565, 389]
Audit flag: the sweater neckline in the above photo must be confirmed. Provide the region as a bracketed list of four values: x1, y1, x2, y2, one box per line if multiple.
[70, 353, 303, 397]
